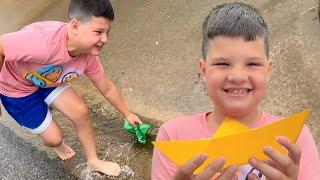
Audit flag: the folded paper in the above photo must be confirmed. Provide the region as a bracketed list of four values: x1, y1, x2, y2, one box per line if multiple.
[153, 110, 310, 174]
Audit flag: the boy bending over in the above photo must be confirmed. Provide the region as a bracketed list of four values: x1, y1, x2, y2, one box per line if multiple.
[0, 0, 143, 177]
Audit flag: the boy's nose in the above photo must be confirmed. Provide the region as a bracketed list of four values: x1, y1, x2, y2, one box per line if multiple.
[101, 33, 108, 43]
[227, 68, 248, 84]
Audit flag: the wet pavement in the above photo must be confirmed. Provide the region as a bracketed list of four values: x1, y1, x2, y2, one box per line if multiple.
[0, 0, 319, 179]
[0, 123, 75, 179]
[0, 96, 157, 180]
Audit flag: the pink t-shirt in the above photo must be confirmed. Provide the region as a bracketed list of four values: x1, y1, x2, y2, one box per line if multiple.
[152, 112, 320, 180]
[0, 21, 104, 97]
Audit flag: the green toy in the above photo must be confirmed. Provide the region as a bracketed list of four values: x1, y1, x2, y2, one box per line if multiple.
[124, 121, 152, 144]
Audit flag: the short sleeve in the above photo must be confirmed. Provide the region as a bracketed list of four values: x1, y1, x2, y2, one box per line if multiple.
[84, 56, 105, 81]
[2, 29, 49, 63]
[151, 126, 178, 180]
[297, 125, 320, 180]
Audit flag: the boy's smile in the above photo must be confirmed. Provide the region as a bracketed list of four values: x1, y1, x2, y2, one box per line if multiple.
[223, 87, 253, 96]
[200, 36, 272, 119]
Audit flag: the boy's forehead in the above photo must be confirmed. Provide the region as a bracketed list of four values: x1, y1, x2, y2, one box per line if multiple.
[207, 36, 266, 58]
[81, 16, 112, 29]
[209, 35, 264, 45]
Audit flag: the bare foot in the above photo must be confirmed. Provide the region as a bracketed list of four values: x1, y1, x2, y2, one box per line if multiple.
[88, 159, 121, 177]
[54, 143, 75, 160]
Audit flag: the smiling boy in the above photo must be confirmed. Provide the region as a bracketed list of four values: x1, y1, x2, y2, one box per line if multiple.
[152, 3, 320, 180]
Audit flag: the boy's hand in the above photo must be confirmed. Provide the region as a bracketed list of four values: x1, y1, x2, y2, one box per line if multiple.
[125, 112, 143, 128]
[173, 154, 238, 180]
[248, 136, 301, 180]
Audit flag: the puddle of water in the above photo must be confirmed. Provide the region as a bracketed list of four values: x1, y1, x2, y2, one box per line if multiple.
[56, 94, 156, 179]
[72, 142, 144, 180]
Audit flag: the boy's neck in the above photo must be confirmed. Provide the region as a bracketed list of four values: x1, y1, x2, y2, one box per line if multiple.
[206, 108, 262, 130]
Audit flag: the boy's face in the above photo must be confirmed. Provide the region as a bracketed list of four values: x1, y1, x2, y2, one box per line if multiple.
[71, 16, 112, 56]
[199, 36, 272, 118]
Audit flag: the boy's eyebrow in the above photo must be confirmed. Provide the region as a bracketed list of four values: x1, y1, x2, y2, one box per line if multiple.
[246, 57, 265, 61]
[94, 28, 105, 31]
[93, 28, 111, 33]
[208, 57, 230, 61]
[208, 57, 266, 62]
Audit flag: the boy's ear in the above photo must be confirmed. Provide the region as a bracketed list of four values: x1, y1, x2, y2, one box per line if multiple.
[267, 59, 273, 81]
[199, 59, 206, 82]
[69, 19, 80, 35]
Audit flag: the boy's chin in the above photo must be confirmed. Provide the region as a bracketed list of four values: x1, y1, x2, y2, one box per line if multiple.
[223, 106, 252, 117]
[89, 50, 102, 56]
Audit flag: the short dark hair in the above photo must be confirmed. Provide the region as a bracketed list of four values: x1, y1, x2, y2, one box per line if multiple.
[202, 3, 269, 59]
[68, 0, 114, 22]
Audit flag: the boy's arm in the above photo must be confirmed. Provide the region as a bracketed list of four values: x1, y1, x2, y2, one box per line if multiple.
[0, 37, 4, 116]
[296, 126, 320, 179]
[92, 75, 143, 127]
[0, 36, 4, 71]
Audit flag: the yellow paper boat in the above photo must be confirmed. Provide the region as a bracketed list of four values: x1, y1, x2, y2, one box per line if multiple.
[153, 110, 310, 174]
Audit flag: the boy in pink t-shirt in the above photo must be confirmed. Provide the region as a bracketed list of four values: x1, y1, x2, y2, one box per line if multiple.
[152, 3, 320, 180]
[0, 0, 143, 177]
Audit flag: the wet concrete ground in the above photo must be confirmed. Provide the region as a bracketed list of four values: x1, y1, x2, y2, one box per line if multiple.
[0, 123, 75, 179]
[0, 0, 319, 179]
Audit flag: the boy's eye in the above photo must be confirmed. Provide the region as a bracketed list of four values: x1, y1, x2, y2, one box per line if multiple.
[248, 63, 261, 66]
[94, 31, 102, 34]
[214, 63, 229, 66]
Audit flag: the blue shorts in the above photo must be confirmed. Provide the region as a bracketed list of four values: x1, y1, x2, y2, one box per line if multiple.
[0, 85, 70, 134]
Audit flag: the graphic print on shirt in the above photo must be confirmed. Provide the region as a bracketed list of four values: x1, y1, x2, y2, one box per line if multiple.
[24, 64, 79, 87]
[62, 72, 79, 83]
[245, 167, 263, 180]
[38, 64, 63, 82]
[237, 164, 265, 180]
